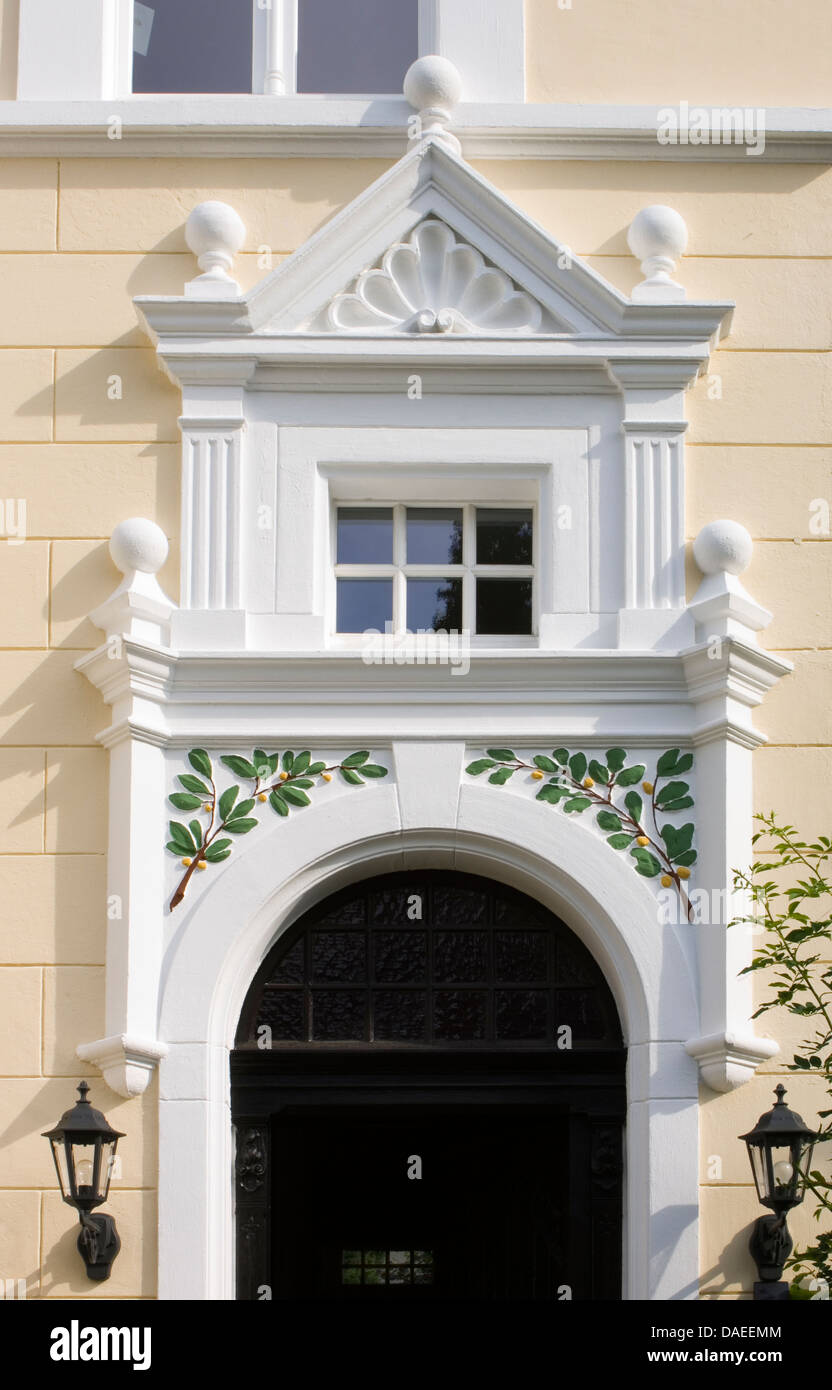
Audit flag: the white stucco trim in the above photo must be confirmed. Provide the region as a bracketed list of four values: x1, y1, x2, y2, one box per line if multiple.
[0, 99, 828, 159]
[156, 767, 701, 1301]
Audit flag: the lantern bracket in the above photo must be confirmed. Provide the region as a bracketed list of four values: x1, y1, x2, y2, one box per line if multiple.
[78, 1211, 122, 1282]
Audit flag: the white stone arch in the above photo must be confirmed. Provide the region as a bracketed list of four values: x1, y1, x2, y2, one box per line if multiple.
[157, 783, 700, 1302]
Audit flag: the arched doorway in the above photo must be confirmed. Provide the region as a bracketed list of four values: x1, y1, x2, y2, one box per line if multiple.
[231, 869, 626, 1300]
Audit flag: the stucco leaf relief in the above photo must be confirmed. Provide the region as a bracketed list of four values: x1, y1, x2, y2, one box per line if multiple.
[326, 218, 546, 334]
[166, 747, 389, 909]
[466, 746, 696, 920]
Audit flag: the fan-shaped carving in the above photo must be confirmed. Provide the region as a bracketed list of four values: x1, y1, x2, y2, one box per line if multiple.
[326, 219, 543, 334]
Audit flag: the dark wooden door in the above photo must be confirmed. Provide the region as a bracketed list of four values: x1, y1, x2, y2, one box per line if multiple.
[232, 871, 625, 1301]
[271, 1108, 571, 1300]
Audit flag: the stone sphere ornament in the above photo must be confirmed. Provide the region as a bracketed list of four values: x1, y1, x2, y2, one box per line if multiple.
[693, 520, 753, 577]
[109, 518, 169, 576]
[403, 55, 463, 153]
[627, 204, 689, 301]
[185, 200, 246, 290]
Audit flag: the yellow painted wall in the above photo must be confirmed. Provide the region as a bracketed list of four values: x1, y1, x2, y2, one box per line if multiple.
[0, 151, 828, 1298]
[525, 0, 832, 108]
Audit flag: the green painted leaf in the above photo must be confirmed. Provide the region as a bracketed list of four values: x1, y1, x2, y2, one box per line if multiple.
[588, 760, 609, 784]
[533, 754, 558, 773]
[227, 798, 256, 821]
[282, 750, 294, 772]
[220, 755, 258, 779]
[607, 833, 634, 850]
[281, 785, 311, 807]
[661, 821, 694, 853]
[188, 748, 212, 779]
[269, 790, 289, 817]
[673, 849, 697, 868]
[659, 796, 694, 812]
[169, 792, 203, 811]
[486, 748, 516, 762]
[656, 780, 690, 805]
[343, 750, 371, 768]
[188, 819, 203, 846]
[617, 764, 646, 787]
[203, 838, 232, 863]
[563, 796, 592, 813]
[553, 748, 570, 765]
[671, 753, 693, 775]
[288, 778, 314, 789]
[488, 767, 515, 785]
[225, 817, 258, 834]
[169, 820, 196, 852]
[656, 748, 682, 777]
[178, 773, 211, 796]
[341, 767, 364, 786]
[597, 810, 623, 832]
[606, 748, 627, 773]
[630, 846, 662, 878]
[359, 764, 388, 778]
[306, 762, 327, 776]
[252, 749, 271, 777]
[568, 752, 587, 782]
[624, 790, 643, 824]
[166, 841, 189, 855]
[536, 785, 566, 804]
[292, 751, 311, 775]
[218, 785, 239, 821]
[466, 759, 497, 775]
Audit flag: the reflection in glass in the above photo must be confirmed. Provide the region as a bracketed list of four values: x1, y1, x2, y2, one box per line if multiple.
[406, 508, 463, 564]
[406, 578, 463, 632]
[133, 0, 253, 94]
[337, 508, 393, 564]
[476, 508, 533, 565]
[336, 579, 393, 633]
[298, 0, 418, 94]
[476, 579, 532, 635]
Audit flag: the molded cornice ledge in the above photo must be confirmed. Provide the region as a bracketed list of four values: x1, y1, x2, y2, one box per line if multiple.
[685, 1032, 779, 1093]
[0, 99, 828, 161]
[76, 1034, 169, 1099]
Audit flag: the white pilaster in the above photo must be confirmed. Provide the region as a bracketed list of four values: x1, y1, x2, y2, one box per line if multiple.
[175, 418, 246, 647]
[18, 0, 133, 100]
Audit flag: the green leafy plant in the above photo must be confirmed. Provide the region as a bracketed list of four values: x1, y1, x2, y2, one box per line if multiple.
[166, 747, 388, 910]
[465, 746, 695, 918]
[732, 814, 832, 1285]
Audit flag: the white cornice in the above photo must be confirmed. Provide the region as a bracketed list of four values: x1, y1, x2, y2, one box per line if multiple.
[0, 99, 829, 160]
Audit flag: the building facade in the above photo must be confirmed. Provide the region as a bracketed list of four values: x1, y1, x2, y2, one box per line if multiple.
[0, 0, 829, 1302]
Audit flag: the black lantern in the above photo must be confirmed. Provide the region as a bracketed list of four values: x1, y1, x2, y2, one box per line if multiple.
[42, 1081, 125, 1281]
[739, 1083, 818, 1298]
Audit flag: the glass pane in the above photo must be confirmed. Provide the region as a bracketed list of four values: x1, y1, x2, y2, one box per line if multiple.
[476, 508, 533, 565]
[258, 989, 306, 1041]
[434, 932, 488, 983]
[133, 0, 253, 94]
[373, 931, 427, 983]
[312, 931, 367, 983]
[336, 579, 393, 633]
[297, 0, 418, 94]
[337, 508, 393, 564]
[373, 989, 426, 1041]
[495, 989, 548, 1040]
[476, 578, 532, 635]
[406, 508, 463, 564]
[406, 579, 462, 633]
[50, 1138, 70, 1199]
[310, 989, 367, 1040]
[72, 1141, 98, 1202]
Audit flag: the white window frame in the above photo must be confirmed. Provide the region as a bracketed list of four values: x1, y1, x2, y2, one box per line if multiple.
[17, 0, 524, 103]
[331, 501, 537, 641]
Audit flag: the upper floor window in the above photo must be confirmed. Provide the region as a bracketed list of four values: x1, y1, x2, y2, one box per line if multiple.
[133, 0, 419, 96]
[334, 504, 534, 637]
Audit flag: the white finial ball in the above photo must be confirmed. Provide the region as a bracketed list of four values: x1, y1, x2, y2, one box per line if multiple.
[110, 518, 169, 576]
[185, 201, 246, 261]
[404, 55, 463, 112]
[693, 520, 753, 577]
[627, 205, 688, 263]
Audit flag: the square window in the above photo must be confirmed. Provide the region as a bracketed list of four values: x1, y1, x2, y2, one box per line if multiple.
[476, 579, 533, 635]
[476, 508, 533, 565]
[406, 578, 463, 632]
[406, 508, 463, 564]
[133, 0, 253, 94]
[336, 579, 393, 633]
[337, 508, 393, 564]
[297, 0, 418, 95]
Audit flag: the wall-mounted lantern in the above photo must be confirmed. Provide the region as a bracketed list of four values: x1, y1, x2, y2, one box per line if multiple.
[42, 1081, 125, 1281]
[740, 1084, 818, 1299]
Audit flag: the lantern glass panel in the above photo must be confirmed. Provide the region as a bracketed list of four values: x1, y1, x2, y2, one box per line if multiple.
[50, 1137, 71, 1201]
[101, 1139, 119, 1201]
[746, 1143, 769, 1203]
[71, 1141, 99, 1203]
[770, 1143, 799, 1202]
